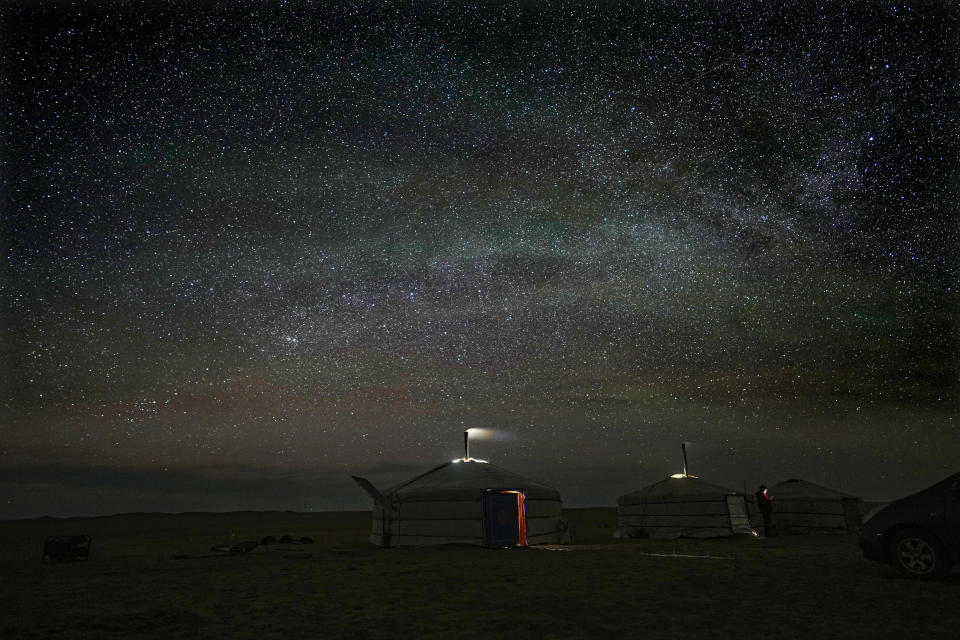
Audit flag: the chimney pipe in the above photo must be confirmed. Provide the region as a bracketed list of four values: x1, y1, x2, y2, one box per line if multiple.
[464, 430, 469, 461]
[681, 442, 688, 477]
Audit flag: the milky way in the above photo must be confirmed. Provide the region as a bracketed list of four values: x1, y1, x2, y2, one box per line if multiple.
[2, 1, 956, 518]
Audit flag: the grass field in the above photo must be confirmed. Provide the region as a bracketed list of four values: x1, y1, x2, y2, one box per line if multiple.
[1, 508, 957, 639]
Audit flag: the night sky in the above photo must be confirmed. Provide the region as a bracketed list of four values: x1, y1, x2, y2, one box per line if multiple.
[2, 1, 957, 519]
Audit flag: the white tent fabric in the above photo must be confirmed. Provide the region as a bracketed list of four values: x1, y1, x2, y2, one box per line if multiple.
[616, 475, 755, 539]
[771, 479, 862, 533]
[363, 459, 563, 547]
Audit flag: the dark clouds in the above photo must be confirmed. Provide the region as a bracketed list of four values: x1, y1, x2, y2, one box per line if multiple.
[1, 1, 957, 518]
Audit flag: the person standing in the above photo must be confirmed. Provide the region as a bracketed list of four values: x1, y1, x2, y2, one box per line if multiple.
[756, 485, 775, 537]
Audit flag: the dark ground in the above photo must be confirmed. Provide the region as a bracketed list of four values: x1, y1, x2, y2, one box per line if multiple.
[0, 508, 957, 639]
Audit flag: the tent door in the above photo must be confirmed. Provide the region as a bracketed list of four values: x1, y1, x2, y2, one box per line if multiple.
[482, 490, 527, 547]
[841, 498, 862, 531]
[726, 495, 751, 532]
[381, 508, 392, 547]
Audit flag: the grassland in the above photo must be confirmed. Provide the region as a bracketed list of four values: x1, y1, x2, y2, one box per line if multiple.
[0, 508, 956, 639]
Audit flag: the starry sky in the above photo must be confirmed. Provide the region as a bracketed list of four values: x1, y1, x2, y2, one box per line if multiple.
[2, 1, 957, 519]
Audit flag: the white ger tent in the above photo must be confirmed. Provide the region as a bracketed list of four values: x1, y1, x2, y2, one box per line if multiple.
[771, 479, 862, 534]
[353, 458, 565, 547]
[616, 474, 755, 539]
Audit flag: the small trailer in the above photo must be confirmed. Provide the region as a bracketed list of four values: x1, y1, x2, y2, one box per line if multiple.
[42, 535, 92, 562]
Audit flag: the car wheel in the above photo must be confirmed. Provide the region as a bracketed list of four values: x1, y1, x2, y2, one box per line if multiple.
[889, 528, 952, 579]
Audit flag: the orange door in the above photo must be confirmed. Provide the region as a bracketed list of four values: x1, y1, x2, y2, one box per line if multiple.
[482, 490, 527, 546]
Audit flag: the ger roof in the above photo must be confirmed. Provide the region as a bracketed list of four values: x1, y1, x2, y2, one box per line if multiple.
[618, 475, 740, 505]
[773, 478, 858, 499]
[384, 460, 560, 501]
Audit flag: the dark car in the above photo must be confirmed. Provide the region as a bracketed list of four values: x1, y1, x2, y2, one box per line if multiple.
[859, 472, 960, 579]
